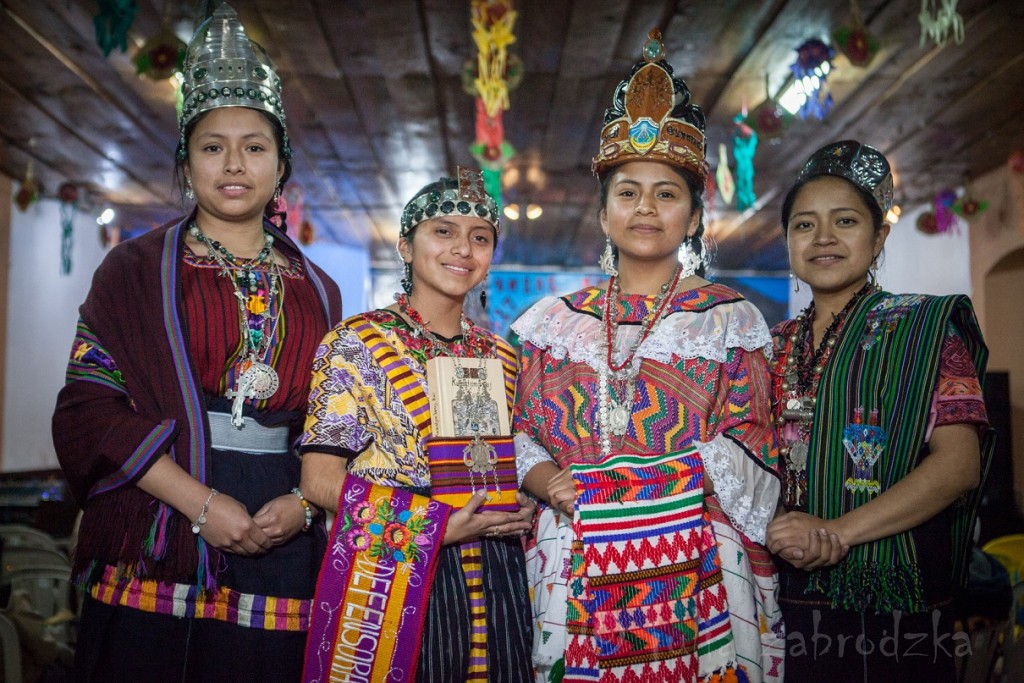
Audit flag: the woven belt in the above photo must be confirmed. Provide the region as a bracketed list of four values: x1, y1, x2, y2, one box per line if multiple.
[207, 411, 290, 454]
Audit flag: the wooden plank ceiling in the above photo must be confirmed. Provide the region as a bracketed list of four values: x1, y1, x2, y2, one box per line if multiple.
[1, 0, 1022, 273]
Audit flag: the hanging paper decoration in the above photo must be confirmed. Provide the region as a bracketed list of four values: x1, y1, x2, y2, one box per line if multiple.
[732, 114, 757, 211]
[299, 219, 315, 246]
[14, 161, 40, 212]
[716, 143, 735, 206]
[790, 39, 835, 120]
[833, 0, 880, 68]
[133, 25, 186, 80]
[933, 189, 958, 233]
[916, 211, 938, 235]
[58, 182, 79, 275]
[952, 184, 989, 222]
[94, 0, 139, 57]
[919, 0, 964, 48]
[748, 75, 791, 142]
[466, 0, 519, 228]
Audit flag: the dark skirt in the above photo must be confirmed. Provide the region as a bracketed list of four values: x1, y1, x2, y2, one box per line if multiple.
[416, 536, 533, 682]
[74, 445, 325, 682]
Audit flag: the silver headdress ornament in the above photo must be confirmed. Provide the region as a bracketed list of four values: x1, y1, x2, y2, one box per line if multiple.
[400, 167, 500, 238]
[796, 140, 894, 213]
[178, 2, 289, 154]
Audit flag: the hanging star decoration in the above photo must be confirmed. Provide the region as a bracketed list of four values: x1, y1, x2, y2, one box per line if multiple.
[465, 0, 519, 210]
[790, 39, 835, 120]
[833, 0, 880, 68]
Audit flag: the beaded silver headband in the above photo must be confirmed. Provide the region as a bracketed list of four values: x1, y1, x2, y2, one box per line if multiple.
[178, 3, 288, 149]
[400, 167, 500, 237]
[796, 140, 894, 213]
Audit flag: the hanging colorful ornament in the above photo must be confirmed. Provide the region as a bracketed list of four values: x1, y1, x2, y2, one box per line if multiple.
[469, 99, 515, 171]
[916, 211, 938, 235]
[952, 184, 989, 222]
[94, 0, 139, 57]
[919, 0, 964, 48]
[833, 0, 880, 68]
[1009, 150, 1024, 175]
[933, 188, 958, 233]
[133, 24, 185, 80]
[790, 39, 835, 120]
[716, 143, 735, 207]
[14, 161, 39, 212]
[748, 75, 792, 142]
[58, 182, 79, 275]
[281, 186, 305, 239]
[732, 113, 757, 211]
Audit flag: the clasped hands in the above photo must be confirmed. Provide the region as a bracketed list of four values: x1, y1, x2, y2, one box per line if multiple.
[766, 511, 850, 570]
[196, 491, 307, 555]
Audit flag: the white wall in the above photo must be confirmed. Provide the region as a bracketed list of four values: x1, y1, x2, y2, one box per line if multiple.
[4, 199, 108, 471]
[2, 200, 371, 472]
[789, 202, 974, 314]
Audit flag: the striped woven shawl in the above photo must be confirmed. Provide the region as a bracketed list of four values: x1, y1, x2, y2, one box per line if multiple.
[805, 292, 991, 613]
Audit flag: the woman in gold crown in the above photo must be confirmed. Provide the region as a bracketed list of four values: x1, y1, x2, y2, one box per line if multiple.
[512, 30, 785, 683]
[52, 5, 342, 680]
[299, 169, 534, 681]
[765, 140, 992, 681]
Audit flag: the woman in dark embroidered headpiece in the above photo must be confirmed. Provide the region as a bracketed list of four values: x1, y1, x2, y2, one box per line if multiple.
[52, 4, 342, 680]
[512, 29, 785, 683]
[299, 168, 534, 681]
[766, 140, 992, 682]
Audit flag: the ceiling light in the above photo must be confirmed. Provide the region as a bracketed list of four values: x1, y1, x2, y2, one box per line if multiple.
[525, 203, 543, 220]
[503, 203, 520, 220]
[96, 208, 116, 225]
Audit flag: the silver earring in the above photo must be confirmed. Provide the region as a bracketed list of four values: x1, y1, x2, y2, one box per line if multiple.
[679, 240, 701, 279]
[185, 178, 195, 201]
[599, 237, 618, 277]
[273, 184, 282, 205]
[400, 262, 413, 294]
[790, 272, 800, 292]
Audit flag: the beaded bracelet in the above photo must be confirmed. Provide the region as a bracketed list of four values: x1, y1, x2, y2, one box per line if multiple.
[191, 488, 219, 535]
[292, 487, 313, 532]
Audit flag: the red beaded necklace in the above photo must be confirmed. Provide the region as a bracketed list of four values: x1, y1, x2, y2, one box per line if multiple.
[602, 264, 683, 373]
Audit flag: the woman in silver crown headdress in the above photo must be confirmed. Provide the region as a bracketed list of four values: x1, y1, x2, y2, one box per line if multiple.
[298, 169, 534, 681]
[512, 29, 785, 683]
[52, 4, 342, 680]
[765, 140, 992, 682]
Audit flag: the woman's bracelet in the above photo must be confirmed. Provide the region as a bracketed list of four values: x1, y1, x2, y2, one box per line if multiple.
[292, 487, 313, 532]
[191, 488, 219, 535]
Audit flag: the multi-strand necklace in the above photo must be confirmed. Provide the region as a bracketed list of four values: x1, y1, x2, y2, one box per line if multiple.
[778, 280, 877, 506]
[597, 264, 683, 456]
[397, 293, 504, 494]
[190, 222, 284, 427]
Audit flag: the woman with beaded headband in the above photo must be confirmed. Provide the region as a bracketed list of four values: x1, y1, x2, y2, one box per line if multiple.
[299, 167, 534, 681]
[52, 4, 342, 681]
[765, 140, 992, 681]
[512, 30, 784, 683]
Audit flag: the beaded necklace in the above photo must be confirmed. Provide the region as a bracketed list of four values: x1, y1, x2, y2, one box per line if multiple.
[189, 222, 284, 427]
[597, 264, 683, 456]
[778, 280, 877, 506]
[394, 293, 484, 359]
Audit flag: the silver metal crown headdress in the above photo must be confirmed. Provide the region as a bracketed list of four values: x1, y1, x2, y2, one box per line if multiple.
[178, 3, 286, 138]
[400, 167, 500, 238]
[796, 140, 894, 213]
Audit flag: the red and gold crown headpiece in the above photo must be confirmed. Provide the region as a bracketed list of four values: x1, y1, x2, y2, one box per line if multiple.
[592, 30, 707, 182]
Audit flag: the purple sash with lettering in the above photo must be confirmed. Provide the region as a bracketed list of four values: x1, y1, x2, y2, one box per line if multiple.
[302, 475, 452, 683]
